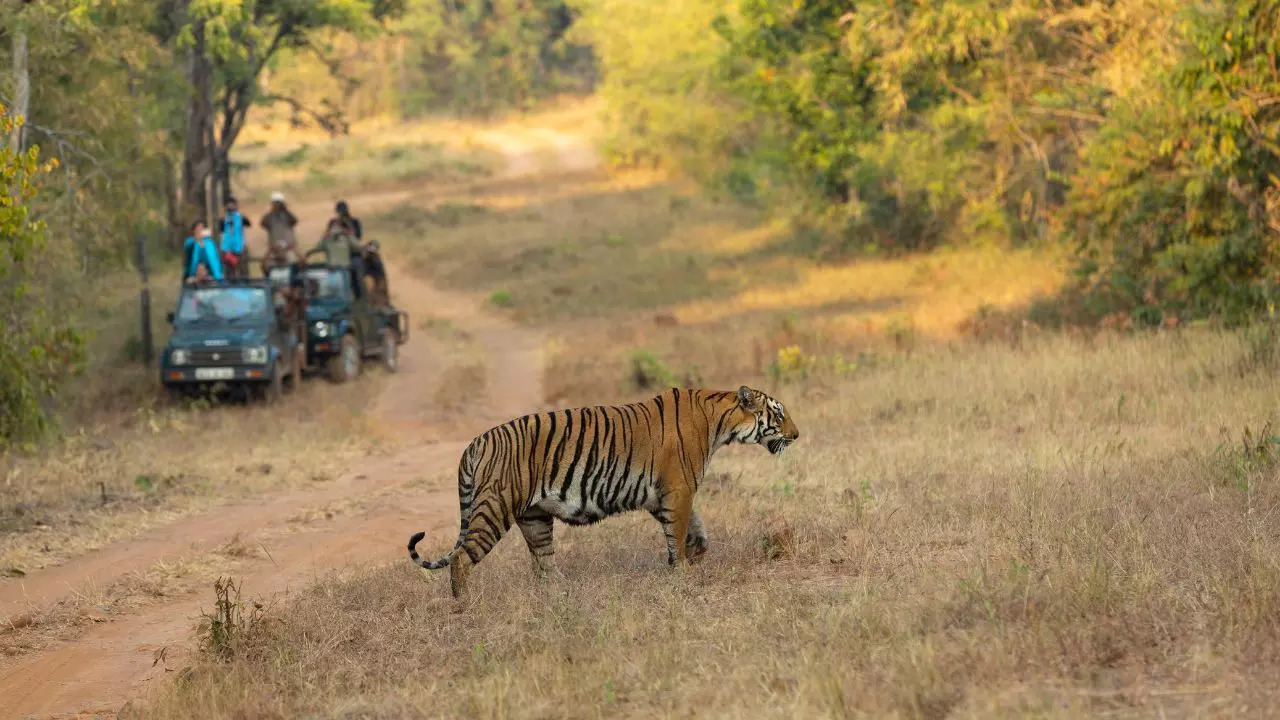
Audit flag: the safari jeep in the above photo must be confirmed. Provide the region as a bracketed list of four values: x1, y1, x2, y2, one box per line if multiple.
[301, 262, 408, 382]
[159, 278, 304, 402]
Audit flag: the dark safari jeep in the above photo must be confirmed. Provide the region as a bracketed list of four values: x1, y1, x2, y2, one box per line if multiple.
[301, 261, 408, 382]
[159, 278, 304, 401]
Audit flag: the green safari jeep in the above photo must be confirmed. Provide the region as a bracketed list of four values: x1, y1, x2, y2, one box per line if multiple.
[159, 278, 304, 402]
[301, 264, 408, 382]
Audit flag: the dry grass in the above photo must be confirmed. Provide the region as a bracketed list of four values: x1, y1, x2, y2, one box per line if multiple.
[232, 98, 600, 201]
[369, 168, 1063, 336]
[137, 328, 1280, 718]
[0, 378, 391, 576]
[1, 553, 236, 659]
[232, 135, 497, 200]
[363, 159, 1065, 408]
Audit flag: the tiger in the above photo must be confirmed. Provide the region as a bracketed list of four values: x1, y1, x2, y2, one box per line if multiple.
[407, 385, 800, 598]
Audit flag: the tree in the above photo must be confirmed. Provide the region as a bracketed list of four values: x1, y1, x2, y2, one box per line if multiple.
[3, 0, 185, 271]
[6, 0, 32, 150]
[164, 0, 405, 227]
[0, 111, 84, 443]
[393, 0, 593, 116]
[569, 0, 734, 173]
[1066, 0, 1280, 324]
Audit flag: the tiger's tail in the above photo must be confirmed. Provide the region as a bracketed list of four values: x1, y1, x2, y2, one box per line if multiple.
[407, 440, 482, 571]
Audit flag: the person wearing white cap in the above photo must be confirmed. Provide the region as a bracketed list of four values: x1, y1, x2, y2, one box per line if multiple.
[260, 190, 300, 269]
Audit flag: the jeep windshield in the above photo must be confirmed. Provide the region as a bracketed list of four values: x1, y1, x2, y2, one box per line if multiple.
[175, 287, 270, 326]
[302, 268, 350, 302]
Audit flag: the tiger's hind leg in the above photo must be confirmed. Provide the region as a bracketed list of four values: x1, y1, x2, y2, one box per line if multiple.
[450, 497, 514, 599]
[516, 506, 556, 579]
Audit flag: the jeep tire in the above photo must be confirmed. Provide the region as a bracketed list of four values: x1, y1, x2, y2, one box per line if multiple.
[380, 328, 399, 372]
[327, 333, 361, 383]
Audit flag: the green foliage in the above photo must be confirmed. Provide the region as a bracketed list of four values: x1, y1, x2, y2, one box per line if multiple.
[1066, 0, 1280, 325]
[489, 289, 513, 307]
[706, 0, 1171, 252]
[579, 0, 1280, 323]
[393, 0, 593, 115]
[0, 115, 86, 443]
[1211, 421, 1280, 492]
[3, 0, 182, 269]
[627, 350, 676, 392]
[569, 0, 735, 171]
[766, 344, 859, 383]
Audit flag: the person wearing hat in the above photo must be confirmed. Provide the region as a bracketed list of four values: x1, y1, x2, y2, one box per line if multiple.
[260, 191, 300, 269]
[219, 196, 252, 277]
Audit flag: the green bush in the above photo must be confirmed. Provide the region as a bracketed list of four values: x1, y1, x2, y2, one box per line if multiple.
[0, 117, 86, 444]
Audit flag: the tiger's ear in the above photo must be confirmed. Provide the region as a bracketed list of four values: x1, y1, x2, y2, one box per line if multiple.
[737, 385, 754, 408]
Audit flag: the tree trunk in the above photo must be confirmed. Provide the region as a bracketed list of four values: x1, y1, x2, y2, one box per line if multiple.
[205, 80, 219, 245]
[181, 19, 213, 226]
[165, 155, 182, 249]
[9, 17, 29, 150]
[214, 147, 231, 209]
[396, 36, 408, 118]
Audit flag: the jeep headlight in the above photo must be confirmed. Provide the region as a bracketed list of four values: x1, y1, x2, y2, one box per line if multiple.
[171, 348, 190, 365]
[242, 346, 268, 364]
[312, 321, 330, 338]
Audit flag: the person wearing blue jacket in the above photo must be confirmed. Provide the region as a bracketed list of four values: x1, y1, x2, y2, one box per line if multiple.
[182, 220, 203, 280]
[220, 196, 251, 277]
[185, 226, 223, 281]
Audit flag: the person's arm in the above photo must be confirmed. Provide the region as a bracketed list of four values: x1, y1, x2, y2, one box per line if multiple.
[242, 213, 251, 229]
[286, 209, 298, 226]
[353, 218, 363, 240]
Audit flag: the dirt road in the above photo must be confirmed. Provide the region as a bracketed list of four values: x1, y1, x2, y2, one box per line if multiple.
[0, 126, 595, 719]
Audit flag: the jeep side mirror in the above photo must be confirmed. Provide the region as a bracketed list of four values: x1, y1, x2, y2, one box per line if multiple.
[166, 311, 175, 324]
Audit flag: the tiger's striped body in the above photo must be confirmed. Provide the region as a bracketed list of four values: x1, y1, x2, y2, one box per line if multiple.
[407, 385, 799, 597]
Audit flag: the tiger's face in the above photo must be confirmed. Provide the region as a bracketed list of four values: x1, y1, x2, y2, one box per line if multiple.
[734, 385, 800, 455]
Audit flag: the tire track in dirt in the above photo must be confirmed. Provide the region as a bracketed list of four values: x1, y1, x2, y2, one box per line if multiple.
[0, 124, 595, 719]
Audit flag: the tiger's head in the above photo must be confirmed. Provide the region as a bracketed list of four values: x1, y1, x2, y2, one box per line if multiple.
[728, 385, 800, 455]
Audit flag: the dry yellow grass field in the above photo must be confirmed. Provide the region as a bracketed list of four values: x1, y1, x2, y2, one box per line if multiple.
[137, 329, 1280, 719]
[126, 105, 1280, 718]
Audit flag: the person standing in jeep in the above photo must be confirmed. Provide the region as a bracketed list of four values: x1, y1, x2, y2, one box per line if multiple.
[220, 196, 251, 277]
[333, 200, 362, 241]
[261, 191, 301, 269]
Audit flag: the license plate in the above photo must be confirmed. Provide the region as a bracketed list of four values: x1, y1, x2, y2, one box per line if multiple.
[194, 367, 235, 381]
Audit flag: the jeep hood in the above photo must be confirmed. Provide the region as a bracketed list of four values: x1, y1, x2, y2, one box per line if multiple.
[167, 325, 269, 349]
[306, 302, 345, 323]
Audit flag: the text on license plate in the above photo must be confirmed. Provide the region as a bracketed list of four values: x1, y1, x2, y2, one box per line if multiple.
[194, 367, 235, 381]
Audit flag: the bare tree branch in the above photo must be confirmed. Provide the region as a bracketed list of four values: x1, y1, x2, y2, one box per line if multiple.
[258, 93, 349, 136]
